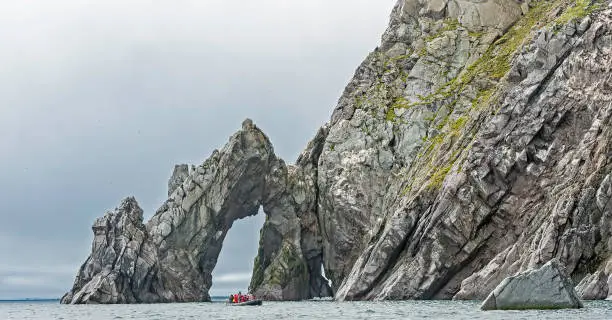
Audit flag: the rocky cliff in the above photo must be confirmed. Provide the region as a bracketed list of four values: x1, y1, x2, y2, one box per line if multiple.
[325, 0, 612, 301]
[64, 0, 612, 303]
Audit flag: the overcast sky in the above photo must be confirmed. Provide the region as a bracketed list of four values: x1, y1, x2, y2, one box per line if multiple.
[0, 0, 396, 299]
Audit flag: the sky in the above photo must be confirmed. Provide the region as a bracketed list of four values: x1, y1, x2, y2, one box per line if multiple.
[0, 0, 396, 299]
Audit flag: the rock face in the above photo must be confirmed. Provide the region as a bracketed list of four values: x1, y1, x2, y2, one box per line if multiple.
[481, 259, 583, 310]
[575, 259, 612, 300]
[327, 0, 612, 301]
[249, 126, 333, 300]
[167, 164, 189, 197]
[65, 0, 612, 303]
[60, 197, 156, 304]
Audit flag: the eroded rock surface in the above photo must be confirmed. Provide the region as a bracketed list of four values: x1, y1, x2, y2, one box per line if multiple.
[328, 0, 612, 301]
[321, 0, 533, 294]
[61, 197, 156, 304]
[167, 164, 190, 197]
[481, 259, 583, 310]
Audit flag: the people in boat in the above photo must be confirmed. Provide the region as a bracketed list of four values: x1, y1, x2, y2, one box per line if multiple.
[240, 291, 251, 303]
[229, 291, 255, 303]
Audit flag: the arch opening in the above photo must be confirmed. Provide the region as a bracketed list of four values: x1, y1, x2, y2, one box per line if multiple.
[210, 209, 265, 299]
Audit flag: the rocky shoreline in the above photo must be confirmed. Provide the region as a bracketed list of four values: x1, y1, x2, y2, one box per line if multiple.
[63, 0, 612, 304]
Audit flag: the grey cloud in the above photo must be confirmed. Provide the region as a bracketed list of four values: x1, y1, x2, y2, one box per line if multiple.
[0, 0, 396, 299]
[213, 273, 252, 284]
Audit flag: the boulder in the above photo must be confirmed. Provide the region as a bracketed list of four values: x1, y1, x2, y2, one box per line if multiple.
[481, 259, 583, 310]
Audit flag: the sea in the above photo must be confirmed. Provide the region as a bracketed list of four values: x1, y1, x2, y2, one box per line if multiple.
[1, 299, 612, 320]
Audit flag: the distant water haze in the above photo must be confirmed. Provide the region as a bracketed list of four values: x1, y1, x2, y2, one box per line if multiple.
[0, 0, 396, 299]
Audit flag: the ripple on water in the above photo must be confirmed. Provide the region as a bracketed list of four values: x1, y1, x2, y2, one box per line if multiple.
[0, 300, 611, 320]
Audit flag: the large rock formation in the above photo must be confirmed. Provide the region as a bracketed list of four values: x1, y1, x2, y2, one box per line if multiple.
[62, 120, 331, 303]
[61, 197, 156, 304]
[481, 259, 583, 310]
[65, 0, 612, 303]
[329, 0, 612, 301]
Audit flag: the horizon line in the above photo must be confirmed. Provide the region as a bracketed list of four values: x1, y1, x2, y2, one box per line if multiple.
[0, 298, 60, 302]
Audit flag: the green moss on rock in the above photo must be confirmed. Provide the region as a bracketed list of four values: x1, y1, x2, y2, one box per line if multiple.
[266, 243, 308, 288]
[249, 224, 268, 291]
[428, 162, 453, 189]
[555, 0, 602, 25]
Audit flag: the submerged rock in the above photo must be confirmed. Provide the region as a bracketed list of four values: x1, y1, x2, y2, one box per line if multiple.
[481, 259, 583, 311]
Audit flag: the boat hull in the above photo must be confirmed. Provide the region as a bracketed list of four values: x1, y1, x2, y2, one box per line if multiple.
[228, 299, 263, 306]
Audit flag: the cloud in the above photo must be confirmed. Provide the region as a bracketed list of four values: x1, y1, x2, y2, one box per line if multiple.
[0, 271, 75, 299]
[213, 273, 253, 284]
[2, 276, 46, 287]
[0, 262, 78, 299]
[0, 0, 397, 299]
[0, 265, 76, 276]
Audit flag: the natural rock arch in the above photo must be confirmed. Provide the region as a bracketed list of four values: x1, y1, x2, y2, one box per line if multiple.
[61, 120, 331, 304]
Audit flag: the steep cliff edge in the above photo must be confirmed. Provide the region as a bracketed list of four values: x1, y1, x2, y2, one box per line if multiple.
[327, 0, 612, 300]
[64, 0, 612, 303]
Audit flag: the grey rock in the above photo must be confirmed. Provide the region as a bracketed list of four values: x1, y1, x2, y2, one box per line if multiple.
[61, 197, 156, 304]
[575, 271, 611, 300]
[481, 259, 583, 310]
[167, 164, 189, 197]
[450, 0, 523, 32]
[332, 1, 612, 302]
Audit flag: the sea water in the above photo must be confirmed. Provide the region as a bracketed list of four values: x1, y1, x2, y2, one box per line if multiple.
[2, 299, 612, 319]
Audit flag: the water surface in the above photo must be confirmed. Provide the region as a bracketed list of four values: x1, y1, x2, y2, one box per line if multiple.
[2, 300, 611, 319]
